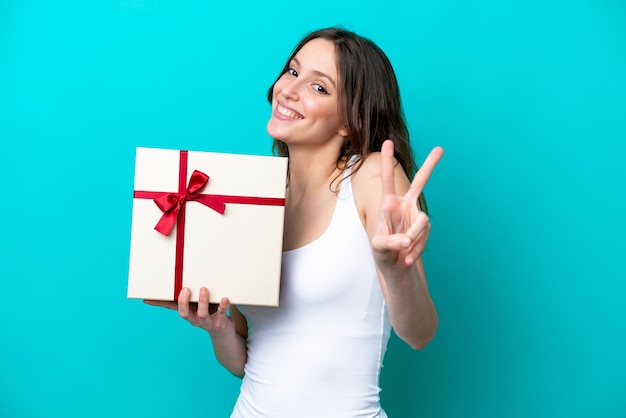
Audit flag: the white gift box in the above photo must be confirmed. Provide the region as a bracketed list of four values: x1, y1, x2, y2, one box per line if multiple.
[128, 147, 288, 306]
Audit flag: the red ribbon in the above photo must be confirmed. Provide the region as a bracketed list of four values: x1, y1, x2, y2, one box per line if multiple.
[133, 150, 285, 300]
[145, 169, 226, 236]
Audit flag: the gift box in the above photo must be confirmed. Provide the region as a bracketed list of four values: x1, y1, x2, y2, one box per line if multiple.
[128, 147, 288, 306]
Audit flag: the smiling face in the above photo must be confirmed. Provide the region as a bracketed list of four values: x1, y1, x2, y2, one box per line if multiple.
[266, 38, 347, 149]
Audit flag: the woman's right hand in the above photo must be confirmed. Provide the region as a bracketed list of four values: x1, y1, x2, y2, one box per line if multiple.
[145, 287, 236, 339]
[145, 287, 248, 377]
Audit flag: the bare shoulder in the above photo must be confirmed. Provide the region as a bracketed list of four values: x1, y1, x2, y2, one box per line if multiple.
[351, 152, 410, 199]
[351, 152, 383, 189]
[350, 153, 383, 211]
[351, 152, 410, 229]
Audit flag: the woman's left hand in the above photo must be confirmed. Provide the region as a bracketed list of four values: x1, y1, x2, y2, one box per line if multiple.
[371, 140, 444, 271]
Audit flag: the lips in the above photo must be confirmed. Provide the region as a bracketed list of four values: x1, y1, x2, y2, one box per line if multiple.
[276, 102, 304, 120]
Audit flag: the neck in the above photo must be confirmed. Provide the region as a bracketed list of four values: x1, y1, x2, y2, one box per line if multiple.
[285, 143, 343, 201]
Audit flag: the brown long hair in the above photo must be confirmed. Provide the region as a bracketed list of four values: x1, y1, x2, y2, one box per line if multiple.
[267, 27, 428, 213]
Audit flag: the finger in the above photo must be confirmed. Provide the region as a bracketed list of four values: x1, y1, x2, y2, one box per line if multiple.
[178, 288, 191, 318]
[404, 212, 430, 242]
[380, 140, 396, 197]
[196, 287, 210, 319]
[371, 232, 412, 253]
[405, 223, 431, 265]
[407, 146, 444, 199]
[216, 297, 230, 317]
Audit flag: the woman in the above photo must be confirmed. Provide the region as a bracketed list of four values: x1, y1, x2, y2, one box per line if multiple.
[147, 27, 443, 417]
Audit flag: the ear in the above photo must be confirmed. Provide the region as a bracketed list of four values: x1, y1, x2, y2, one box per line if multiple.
[339, 117, 362, 137]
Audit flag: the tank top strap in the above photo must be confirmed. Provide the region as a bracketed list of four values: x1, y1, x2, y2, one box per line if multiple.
[338, 154, 362, 200]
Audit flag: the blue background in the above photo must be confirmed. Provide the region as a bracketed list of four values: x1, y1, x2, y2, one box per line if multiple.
[1, 1, 625, 417]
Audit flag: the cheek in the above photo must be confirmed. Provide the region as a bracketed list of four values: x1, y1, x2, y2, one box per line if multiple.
[272, 76, 289, 98]
[320, 103, 342, 125]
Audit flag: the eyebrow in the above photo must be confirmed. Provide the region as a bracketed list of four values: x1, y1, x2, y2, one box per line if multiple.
[292, 57, 337, 89]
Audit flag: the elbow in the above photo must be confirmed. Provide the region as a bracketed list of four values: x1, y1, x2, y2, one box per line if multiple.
[406, 332, 435, 350]
[404, 317, 439, 350]
[217, 356, 247, 379]
[222, 361, 246, 379]
[230, 361, 248, 379]
[408, 335, 433, 350]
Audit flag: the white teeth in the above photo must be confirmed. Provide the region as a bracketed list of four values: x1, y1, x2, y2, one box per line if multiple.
[277, 103, 303, 119]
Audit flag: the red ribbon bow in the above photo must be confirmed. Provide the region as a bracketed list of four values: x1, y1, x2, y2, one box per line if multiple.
[152, 170, 226, 236]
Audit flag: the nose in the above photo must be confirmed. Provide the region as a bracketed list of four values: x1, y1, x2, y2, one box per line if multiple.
[279, 77, 301, 101]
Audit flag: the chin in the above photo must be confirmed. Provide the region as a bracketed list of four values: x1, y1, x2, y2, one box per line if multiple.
[266, 120, 288, 142]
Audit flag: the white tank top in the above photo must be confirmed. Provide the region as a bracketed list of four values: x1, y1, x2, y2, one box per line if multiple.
[232, 163, 391, 418]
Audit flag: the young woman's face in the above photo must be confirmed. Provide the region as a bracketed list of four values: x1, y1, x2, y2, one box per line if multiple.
[266, 38, 347, 147]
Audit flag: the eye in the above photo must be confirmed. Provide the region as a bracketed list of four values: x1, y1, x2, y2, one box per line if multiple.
[286, 67, 298, 77]
[313, 84, 329, 95]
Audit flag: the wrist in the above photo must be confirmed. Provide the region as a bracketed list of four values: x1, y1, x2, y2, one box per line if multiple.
[378, 259, 419, 280]
[208, 325, 238, 343]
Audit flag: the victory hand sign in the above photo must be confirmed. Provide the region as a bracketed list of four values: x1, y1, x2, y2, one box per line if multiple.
[371, 140, 444, 271]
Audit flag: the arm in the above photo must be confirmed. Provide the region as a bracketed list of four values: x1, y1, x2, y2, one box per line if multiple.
[354, 140, 443, 349]
[145, 287, 248, 377]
